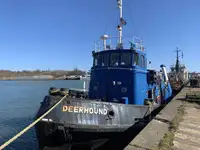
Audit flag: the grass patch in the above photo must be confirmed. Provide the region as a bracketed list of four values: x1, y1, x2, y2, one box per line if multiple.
[154, 103, 185, 150]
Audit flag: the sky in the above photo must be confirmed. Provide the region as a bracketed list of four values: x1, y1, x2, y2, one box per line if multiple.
[0, 0, 200, 72]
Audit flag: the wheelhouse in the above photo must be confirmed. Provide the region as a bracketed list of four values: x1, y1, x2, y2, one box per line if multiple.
[92, 49, 147, 70]
[91, 35, 147, 70]
[88, 36, 150, 105]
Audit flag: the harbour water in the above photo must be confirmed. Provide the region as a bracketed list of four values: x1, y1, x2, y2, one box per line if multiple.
[0, 80, 89, 150]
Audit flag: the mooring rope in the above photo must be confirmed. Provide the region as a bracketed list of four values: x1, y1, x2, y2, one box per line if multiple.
[0, 94, 68, 150]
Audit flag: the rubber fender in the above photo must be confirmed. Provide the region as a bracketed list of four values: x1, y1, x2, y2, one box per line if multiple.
[49, 87, 60, 96]
[59, 88, 69, 96]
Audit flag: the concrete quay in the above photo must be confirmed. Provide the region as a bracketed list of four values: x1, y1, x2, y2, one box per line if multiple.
[124, 87, 200, 150]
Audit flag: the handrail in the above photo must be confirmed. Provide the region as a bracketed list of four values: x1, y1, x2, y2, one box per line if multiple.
[94, 36, 144, 52]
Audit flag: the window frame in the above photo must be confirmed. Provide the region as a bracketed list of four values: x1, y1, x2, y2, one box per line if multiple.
[101, 53, 109, 67]
[141, 55, 145, 68]
[120, 52, 132, 66]
[93, 54, 101, 67]
[110, 52, 120, 67]
[133, 52, 139, 66]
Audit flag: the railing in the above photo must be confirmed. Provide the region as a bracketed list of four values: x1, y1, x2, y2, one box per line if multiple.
[94, 36, 145, 52]
[170, 64, 186, 68]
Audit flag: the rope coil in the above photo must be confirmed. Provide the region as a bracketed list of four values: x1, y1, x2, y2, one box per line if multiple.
[0, 94, 67, 150]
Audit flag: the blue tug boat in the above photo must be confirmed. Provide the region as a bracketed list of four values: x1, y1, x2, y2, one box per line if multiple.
[35, 0, 172, 149]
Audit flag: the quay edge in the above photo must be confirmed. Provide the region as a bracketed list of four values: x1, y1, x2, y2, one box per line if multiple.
[124, 85, 191, 150]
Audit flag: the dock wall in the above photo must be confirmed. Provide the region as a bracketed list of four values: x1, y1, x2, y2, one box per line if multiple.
[124, 87, 190, 150]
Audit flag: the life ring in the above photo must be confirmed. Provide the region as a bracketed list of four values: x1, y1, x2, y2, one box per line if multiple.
[156, 95, 161, 104]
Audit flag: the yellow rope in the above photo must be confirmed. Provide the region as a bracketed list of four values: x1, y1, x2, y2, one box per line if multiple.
[0, 94, 67, 150]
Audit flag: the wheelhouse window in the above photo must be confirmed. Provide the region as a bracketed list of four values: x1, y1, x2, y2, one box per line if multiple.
[133, 53, 139, 66]
[141, 55, 145, 68]
[110, 53, 119, 66]
[101, 53, 109, 67]
[93, 54, 100, 67]
[145, 58, 147, 68]
[120, 53, 132, 66]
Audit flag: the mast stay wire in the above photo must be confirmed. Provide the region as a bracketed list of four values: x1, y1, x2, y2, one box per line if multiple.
[103, 6, 119, 35]
[127, 0, 142, 41]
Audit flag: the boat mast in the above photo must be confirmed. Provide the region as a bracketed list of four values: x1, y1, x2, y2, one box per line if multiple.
[117, 0, 126, 48]
[175, 47, 181, 73]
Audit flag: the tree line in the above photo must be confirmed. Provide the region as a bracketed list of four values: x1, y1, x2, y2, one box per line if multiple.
[0, 68, 86, 78]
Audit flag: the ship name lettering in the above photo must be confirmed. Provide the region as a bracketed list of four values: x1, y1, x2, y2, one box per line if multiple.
[84, 108, 89, 113]
[79, 107, 84, 113]
[62, 106, 107, 115]
[74, 106, 78, 113]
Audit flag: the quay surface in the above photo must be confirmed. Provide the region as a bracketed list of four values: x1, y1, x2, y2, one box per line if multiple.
[172, 90, 200, 150]
[125, 86, 200, 150]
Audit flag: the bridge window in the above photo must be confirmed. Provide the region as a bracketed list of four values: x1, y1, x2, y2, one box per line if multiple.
[110, 53, 119, 66]
[93, 54, 100, 66]
[101, 54, 109, 67]
[141, 55, 145, 67]
[145, 58, 147, 68]
[133, 53, 139, 66]
[121, 53, 131, 66]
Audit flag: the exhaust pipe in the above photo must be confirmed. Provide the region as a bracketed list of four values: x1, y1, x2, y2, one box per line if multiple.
[160, 64, 169, 84]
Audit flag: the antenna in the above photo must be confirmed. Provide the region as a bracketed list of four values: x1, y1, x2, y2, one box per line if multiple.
[174, 47, 182, 73]
[117, 0, 126, 48]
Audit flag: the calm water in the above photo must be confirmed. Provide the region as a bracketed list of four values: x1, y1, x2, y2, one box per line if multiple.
[0, 80, 89, 150]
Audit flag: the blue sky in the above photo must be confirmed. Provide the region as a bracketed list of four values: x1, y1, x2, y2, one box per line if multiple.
[0, 0, 199, 72]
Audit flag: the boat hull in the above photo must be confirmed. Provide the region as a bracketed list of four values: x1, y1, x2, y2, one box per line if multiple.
[35, 95, 160, 149]
[170, 80, 189, 94]
[35, 121, 124, 149]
